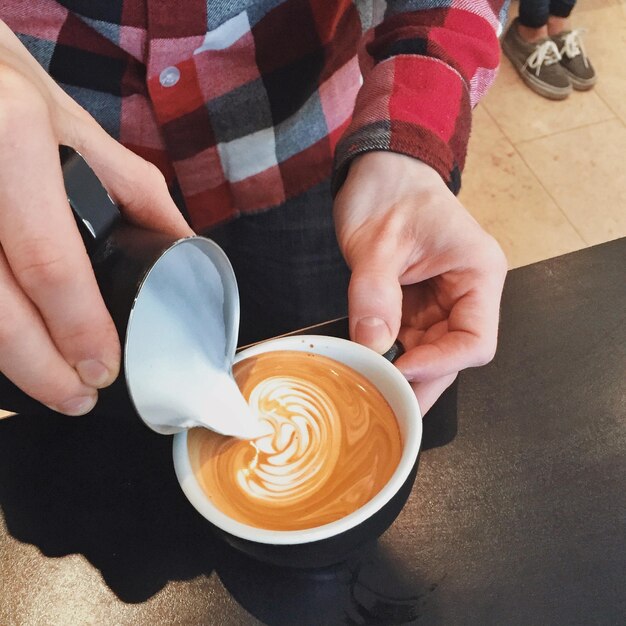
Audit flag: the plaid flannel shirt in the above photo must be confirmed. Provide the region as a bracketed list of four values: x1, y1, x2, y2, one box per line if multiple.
[2, 1, 507, 232]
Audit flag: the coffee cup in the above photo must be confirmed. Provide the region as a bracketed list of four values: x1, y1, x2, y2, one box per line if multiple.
[173, 334, 422, 568]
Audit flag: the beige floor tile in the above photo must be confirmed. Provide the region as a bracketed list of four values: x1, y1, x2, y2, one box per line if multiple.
[578, 5, 626, 124]
[574, 0, 621, 12]
[489, 1, 622, 143]
[483, 57, 615, 144]
[507, 0, 620, 18]
[460, 106, 587, 268]
[516, 119, 626, 245]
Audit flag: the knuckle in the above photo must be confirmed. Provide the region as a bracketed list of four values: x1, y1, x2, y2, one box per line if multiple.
[117, 157, 168, 214]
[145, 161, 167, 189]
[31, 381, 71, 409]
[0, 66, 47, 137]
[129, 158, 166, 196]
[481, 236, 509, 274]
[56, 315, 119, 358]
[54, 324, 98, 350]
[36, 379, 90, 411]
[0, 306, 21, 348]
[12, 240, 72, 291]
[0, 63, 32, 96]
[474, 340, 498, 367]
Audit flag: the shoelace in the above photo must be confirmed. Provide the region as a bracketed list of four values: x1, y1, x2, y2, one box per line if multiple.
[560, 29, 590, 68]
[522, 40, 562, 76]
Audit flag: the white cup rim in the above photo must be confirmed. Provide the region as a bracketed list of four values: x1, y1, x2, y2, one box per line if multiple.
[172, 335, 422, 545]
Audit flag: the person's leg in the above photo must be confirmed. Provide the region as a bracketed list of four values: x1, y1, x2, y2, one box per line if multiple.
[518, 0, 550, 41]
[502, 0, 571, 99]
[206, 180, 350, 346]
[547, 0, 596, 89]
[547, 0, 577, 36]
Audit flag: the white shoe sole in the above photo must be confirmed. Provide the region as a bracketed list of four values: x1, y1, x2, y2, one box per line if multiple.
[502, 39, 572, 100]
[562, 66, 597, 91]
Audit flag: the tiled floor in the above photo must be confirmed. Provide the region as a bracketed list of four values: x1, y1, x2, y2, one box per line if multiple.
[460, 0, 626, 268]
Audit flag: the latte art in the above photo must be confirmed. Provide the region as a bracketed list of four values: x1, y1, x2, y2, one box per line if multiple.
[240, 376, 341, 502]
[188, 351, 402, 531]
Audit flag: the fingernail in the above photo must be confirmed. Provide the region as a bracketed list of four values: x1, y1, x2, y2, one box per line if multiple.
[355, 316, 393, 354]
[76, 359, 115, 388]
[56, 394, 97, 416]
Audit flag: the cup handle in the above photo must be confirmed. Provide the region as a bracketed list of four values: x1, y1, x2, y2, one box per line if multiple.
[59, 146, 121, 255]
[381, 340, 405, 364]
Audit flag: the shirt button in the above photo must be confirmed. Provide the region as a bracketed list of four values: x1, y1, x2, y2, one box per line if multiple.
[159, 66, 180, 88]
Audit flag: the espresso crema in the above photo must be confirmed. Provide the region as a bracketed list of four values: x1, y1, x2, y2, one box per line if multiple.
[187, 350, 402, 531]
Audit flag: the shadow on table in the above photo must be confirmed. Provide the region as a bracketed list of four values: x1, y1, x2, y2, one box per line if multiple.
[0, 409, 221, 603]
[216, 540, 442, 626]
[0, 383, 456, 610]
[420, 381, 457, 451]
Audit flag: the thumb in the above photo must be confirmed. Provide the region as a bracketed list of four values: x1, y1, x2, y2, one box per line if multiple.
[348, 259, 403, 354]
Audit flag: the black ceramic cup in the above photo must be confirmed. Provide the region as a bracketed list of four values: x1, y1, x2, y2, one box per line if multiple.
[173, 334, 422, 569]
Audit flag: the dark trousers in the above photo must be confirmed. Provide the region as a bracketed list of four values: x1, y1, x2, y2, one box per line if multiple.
[518, 0, 577, 27]
[205, 179, 350, 346]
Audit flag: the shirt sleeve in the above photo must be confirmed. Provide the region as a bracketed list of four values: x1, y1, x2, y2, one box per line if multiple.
[332, 1, 508, 196]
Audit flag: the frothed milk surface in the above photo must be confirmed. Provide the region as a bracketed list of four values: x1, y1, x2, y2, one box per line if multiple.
[188, 351, 402, 531]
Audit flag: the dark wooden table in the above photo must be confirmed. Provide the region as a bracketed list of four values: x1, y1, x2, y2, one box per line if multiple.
[1, 238, 624, 625]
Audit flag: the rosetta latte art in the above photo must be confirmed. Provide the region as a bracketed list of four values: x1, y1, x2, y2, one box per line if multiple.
[188, 351, 402, 531]
[240, 376, 342, 502]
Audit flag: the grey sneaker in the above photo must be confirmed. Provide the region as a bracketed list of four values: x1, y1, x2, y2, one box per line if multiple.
[552, 29, 597, 90]
[502, 18, 572, 100]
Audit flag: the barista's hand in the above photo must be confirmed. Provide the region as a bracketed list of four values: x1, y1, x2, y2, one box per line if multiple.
[334, 152, 507, 415]
[0, 22, 194, 415]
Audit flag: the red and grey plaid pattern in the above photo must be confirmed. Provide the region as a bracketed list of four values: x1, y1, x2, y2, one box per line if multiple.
[2, 1, 507, 231]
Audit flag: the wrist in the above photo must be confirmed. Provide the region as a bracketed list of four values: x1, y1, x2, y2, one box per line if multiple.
[347, 151, 444, 191]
